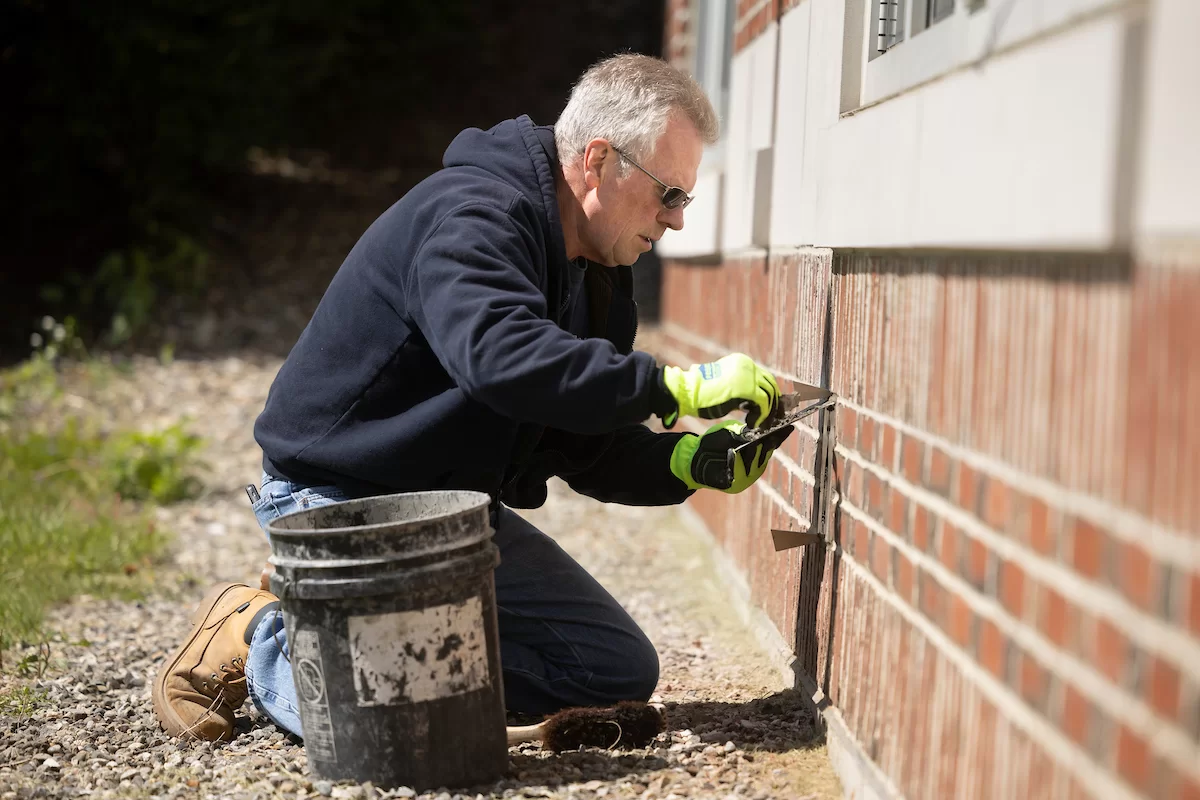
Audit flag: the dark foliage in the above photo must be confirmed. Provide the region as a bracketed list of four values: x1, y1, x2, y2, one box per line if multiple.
[0, 0, 664, 356]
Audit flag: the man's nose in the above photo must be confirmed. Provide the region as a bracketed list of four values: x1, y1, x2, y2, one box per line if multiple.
[659, 205, 685, 231]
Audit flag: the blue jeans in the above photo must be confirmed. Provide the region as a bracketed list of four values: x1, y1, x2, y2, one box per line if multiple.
[244, 473, 659, 737]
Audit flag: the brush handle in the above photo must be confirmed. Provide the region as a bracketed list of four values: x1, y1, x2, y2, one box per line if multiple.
[506, 722, 548, 746]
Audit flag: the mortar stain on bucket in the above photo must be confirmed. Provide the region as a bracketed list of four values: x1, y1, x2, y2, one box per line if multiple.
[265, 490, 507, 790]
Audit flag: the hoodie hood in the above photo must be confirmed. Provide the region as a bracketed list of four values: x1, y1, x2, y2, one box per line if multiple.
[443, 115, 568, 273]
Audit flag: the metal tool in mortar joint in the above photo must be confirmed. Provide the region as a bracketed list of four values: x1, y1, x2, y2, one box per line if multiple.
[738, 382, 838, 553]
[737, 382, 836, 447]
[683, 382, 837, 494]
[717, 382, 837, 485]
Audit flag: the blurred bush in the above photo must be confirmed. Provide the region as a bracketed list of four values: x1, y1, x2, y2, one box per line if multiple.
[0, 0, 464, 347]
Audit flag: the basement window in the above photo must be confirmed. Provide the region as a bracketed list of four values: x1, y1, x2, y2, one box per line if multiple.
[870, 0, 965, 60]
[911, 0, 957, 36]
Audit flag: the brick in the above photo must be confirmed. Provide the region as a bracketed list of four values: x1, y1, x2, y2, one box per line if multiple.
[929, 447, 951, 494]
[912, 504, 932, 551]
[1070, 518, 1107, 580]
[896, 552, 915, 604]
[888, 491, 908, 539]
[920, 570, 944, 625]
[1119, 543, 1156, 611]
[1061, 685, 1091, 745]
[1125, 645, 1149, 696]
[963, 537, 989, 590]
[1116, 725, 1152, 792]
[946, 595, 973, 647]
[939, 522, 961, 573]
[846, 460, 863, 507]
[977, 619, 1005, 678]
[860, 417, 877, 460]
[1093, 617, 1128, 684]
[902, 435, 925, 484]
[1040, 585, 1070, 647]
[868, 474, 884, 520]
[881, 425, 897, 471]
[1158, 565, 1178, 622]
[872, 537, 892, 584]
[839, 407, 858, 450]
[982, 478, 1010, 531]
[998, 560, 1025, 617]
[957, 464, 980, 515]
[1073, 609, 1097, 661]
[1087, 708, 1114, 763]
[1027, 498, 1054, 556]
[1190, 571, 1200, 636]
[1017, 651, 1050, 711]
[1147, 657, 1181, 719]
[1006, 491, 1030, 542]
[854, 519, 869, 560]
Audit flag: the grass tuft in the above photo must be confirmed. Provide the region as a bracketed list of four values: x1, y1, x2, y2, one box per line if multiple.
[0, 357, 204, 657]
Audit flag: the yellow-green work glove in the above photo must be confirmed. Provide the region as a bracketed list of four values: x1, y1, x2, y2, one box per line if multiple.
[660, 353, 781, 429]
[670, 420, 794, 494]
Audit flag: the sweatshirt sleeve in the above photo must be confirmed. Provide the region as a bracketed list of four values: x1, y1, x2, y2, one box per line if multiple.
[408, 198, 663, 435]
[563, 424, 696, 506]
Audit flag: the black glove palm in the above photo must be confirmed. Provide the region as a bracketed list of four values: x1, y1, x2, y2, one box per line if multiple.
[669, 420, 794, 493]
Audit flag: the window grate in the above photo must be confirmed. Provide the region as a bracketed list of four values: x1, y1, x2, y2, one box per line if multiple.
[873, 0, 905, 57]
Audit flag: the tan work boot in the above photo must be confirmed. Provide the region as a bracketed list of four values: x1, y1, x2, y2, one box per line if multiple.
[153, 582, 279, 741]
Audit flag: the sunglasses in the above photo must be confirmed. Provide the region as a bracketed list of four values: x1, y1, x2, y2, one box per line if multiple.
[611, 145, 694, 210]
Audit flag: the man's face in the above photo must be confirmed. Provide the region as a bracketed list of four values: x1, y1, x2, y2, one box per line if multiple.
[578, 112, 703, 267]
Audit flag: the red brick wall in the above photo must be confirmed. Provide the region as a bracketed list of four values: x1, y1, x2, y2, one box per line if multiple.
[655, 0, 1200, 794]
[652, 246, 1200, 798]
[664, 0, 694, 68]
[733, 0, 779, 53]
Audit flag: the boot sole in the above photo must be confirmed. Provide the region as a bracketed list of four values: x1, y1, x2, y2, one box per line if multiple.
[152, 582, 244, 740]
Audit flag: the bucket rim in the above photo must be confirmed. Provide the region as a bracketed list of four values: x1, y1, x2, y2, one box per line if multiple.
[265, 489, 492, 538]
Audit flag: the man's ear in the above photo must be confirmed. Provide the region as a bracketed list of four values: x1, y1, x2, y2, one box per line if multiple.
[581, 138, 613, 190]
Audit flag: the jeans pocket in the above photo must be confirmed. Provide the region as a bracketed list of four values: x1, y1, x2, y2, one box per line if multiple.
[252, 478, 300, 533]
[294, 485, 348, 509]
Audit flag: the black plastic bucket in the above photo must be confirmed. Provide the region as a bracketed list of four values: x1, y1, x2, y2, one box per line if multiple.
[265, 490, 506, 790]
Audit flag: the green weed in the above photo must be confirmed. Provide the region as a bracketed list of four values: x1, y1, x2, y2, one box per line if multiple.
[0, 686, 49, 719]
[0, 361, 203, 659]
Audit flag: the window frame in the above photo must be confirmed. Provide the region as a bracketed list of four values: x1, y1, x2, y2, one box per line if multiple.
[655, 0, 735, 259]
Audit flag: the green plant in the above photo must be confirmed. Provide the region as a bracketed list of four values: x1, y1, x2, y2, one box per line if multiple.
[27, 314, 89, 363]
[106, 424, 205, 503]
[14, 643, 51, 679]
[0, 361, 203, 656]
[39, 227, 209, 347]
[93, 228, 209, 346]
[0, 686, 49, 719]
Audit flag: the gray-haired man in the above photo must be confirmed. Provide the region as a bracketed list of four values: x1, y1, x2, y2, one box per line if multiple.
[154, 54, 790, 741]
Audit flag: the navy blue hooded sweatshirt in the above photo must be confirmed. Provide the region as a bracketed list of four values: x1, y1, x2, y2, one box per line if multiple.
[253, 116, 693, 509]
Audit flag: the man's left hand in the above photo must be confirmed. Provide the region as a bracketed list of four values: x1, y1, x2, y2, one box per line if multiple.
[669, 420, 793, 494]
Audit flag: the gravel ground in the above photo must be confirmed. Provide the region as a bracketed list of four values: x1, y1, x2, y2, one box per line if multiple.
[0, 173, 840, 799]
[0, 352, 841, 800]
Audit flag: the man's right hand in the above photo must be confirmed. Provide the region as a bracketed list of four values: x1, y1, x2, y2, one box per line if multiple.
[660, 353, 780, 429]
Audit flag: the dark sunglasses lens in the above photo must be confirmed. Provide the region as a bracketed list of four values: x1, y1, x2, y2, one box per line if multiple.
[662, 187, 688, 209]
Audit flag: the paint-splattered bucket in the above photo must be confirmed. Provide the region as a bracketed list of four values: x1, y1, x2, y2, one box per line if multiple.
[266, 491, 505, 790]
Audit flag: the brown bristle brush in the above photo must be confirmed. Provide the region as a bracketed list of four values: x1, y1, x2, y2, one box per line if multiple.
[506, 701, 666, 752]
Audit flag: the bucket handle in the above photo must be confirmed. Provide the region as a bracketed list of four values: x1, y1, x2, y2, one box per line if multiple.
[272, 581, 292, 664]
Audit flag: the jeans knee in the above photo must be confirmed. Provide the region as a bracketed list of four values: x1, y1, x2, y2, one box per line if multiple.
[611, 635, 660, 702]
